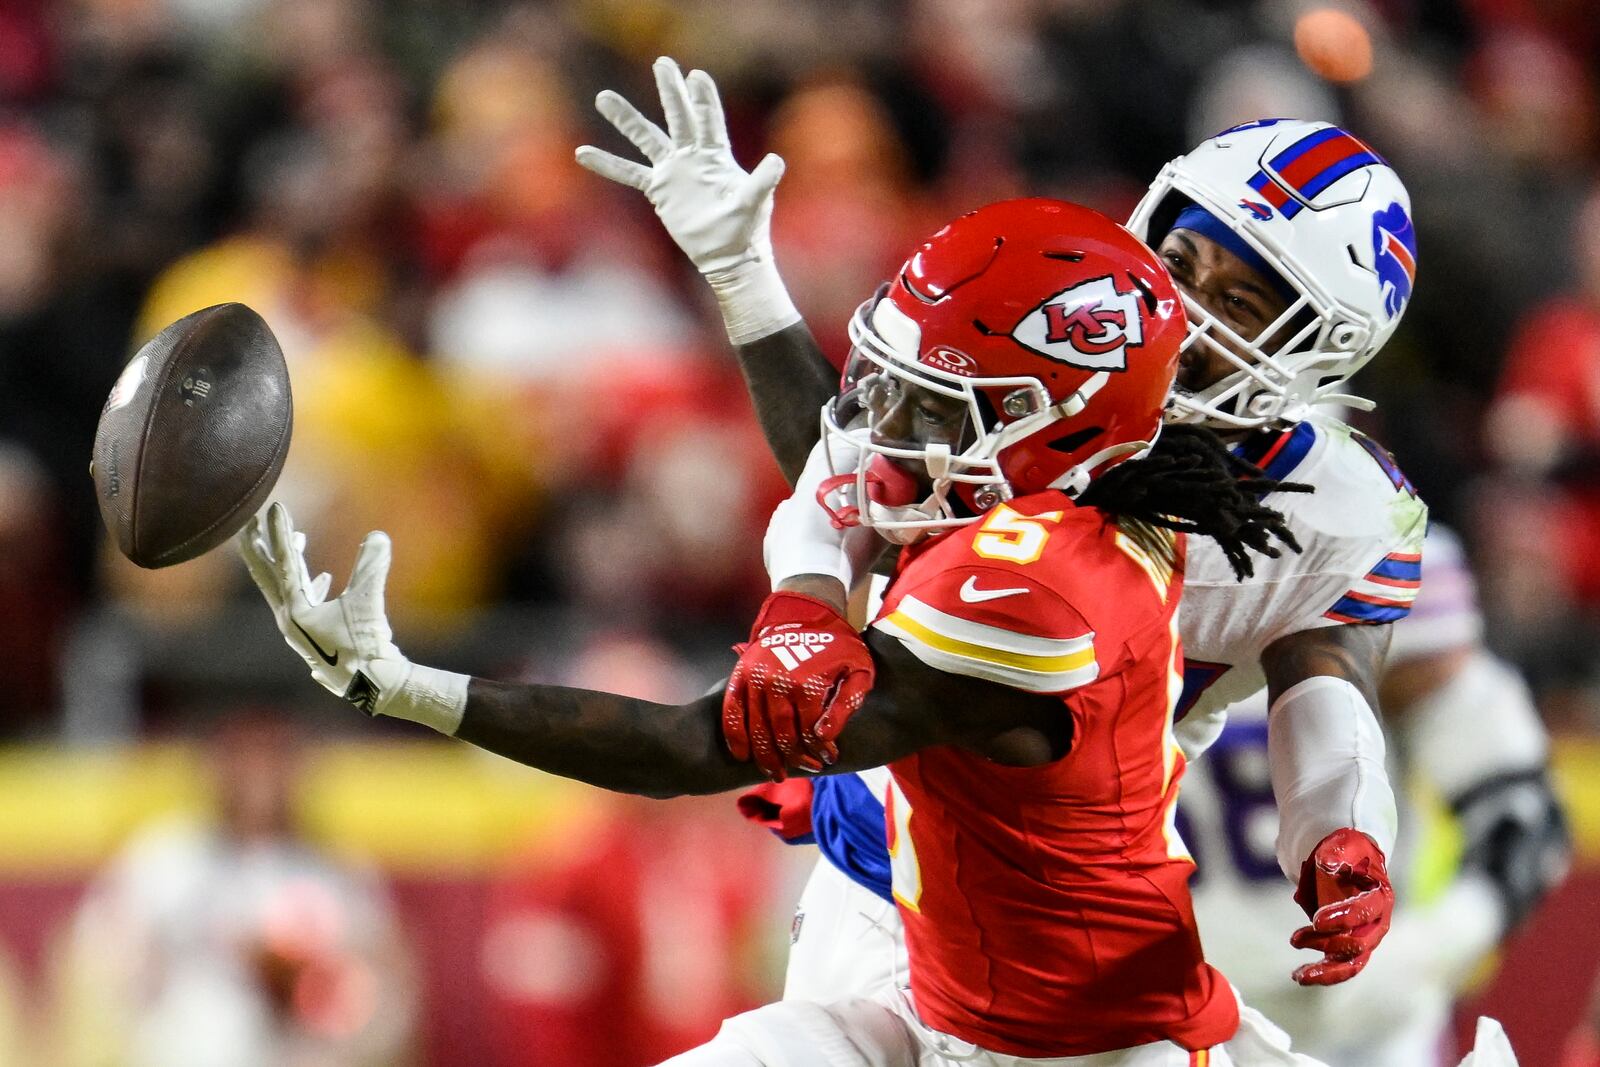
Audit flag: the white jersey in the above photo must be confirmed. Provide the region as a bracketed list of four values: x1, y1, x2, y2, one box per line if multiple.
[1175, 411, 1428, 756]
[1182, 526, 1512, 1067]
[778, 412, 1428, 910]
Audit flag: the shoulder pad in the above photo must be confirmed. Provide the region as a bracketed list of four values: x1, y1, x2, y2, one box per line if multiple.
[875, 561, 1098, 694]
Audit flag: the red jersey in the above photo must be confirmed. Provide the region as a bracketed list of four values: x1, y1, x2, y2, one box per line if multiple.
[871, 492, 1239, 1057]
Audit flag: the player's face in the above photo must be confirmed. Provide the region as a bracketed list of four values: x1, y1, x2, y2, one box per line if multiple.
[862, 371, 969, 451]
[1157, 229, 1294, 393]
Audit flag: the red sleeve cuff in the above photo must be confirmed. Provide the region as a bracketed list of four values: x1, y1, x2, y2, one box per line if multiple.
[736, 778, 815, 841]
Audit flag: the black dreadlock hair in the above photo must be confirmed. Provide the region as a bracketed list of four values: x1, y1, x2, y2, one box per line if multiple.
[1076, 424, 1311, 581]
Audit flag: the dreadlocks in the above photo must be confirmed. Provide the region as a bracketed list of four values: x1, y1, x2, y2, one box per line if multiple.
[1076, 424, 1310, 581]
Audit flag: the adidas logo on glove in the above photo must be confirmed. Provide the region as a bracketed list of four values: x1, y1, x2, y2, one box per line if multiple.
[759, 625, 836, 669]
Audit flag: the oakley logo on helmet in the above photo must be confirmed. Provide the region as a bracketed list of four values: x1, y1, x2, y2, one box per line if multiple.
[1012, 276, 1143, 371]
[925, 347, 979, 377]
[1370, 202, 1417, 319]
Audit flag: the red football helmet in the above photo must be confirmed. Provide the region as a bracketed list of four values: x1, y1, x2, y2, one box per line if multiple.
[819, 198, 1185, 541]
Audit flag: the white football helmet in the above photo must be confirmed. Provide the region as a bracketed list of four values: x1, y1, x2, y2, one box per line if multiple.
[1127, 118, 1417, 430]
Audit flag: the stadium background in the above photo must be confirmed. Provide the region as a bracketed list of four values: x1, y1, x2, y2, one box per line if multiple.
[1, 0, 1598, 1063]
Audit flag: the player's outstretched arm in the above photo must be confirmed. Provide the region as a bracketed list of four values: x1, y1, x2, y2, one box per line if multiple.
[1261, 622, 1399, 986]
[576, 56, 835, 482]
[460, 628, 1061, 796]
[734, 324, 835, 482]
[241, 504, 1061, 797]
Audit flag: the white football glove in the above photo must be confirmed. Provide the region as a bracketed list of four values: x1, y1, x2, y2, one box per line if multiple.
[239, 502, 468, 733]
[575, 56, 800, 344]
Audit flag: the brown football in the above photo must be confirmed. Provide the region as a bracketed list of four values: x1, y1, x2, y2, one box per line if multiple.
[92, 303, 293, 568]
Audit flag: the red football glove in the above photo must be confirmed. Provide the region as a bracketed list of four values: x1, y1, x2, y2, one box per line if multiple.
[722, 591, 875, 780]
[1290, 827, 1395, 986]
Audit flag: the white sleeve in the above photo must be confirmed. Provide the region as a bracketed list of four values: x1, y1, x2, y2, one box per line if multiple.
[763, 438, 881, 589]
[1268, 676, 1399, 878]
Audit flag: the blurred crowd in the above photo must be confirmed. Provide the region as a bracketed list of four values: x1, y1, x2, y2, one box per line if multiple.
[0, 0, 1597, 733]
[1, 0, 1600, 1062]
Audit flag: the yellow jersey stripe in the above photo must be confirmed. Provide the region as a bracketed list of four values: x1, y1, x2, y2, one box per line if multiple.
[881, 609, 1096, 674]
[892, 594, 1094, 658]
[876, 620, 1100, 692]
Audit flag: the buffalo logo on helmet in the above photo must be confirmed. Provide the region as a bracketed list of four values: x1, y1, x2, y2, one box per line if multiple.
[1238, 198, 1274, 221]
[1011, 275, 1143, 371]
[1370, 201, 1417, 319]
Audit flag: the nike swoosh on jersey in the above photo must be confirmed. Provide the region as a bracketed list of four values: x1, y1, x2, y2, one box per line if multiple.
[958, 576, 1031, 603]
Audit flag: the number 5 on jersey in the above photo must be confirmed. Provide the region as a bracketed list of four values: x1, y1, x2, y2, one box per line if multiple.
[972, 505, 1063, 564]
[886, 777, 922, 912]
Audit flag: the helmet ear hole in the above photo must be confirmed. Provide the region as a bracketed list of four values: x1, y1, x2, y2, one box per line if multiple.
[1048, 426, 1104, 454]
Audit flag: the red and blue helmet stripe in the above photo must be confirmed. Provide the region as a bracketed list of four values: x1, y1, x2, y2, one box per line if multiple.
[1246, 126, 1385, 220]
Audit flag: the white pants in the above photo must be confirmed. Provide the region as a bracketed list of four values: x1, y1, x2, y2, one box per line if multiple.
[783, 853, 907, 1003]
[656, 988, 1323, 1067]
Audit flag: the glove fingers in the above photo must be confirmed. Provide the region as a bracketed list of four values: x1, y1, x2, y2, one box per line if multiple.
[1312, 887, 1388, 932]
[686, 68, 729, 148]
[265, 502, 297, 572]
[721, 672, 752, 762]
[594, 90, 670, 162]
[737, 153, 786, 215]
[652, 55, 695, 146]
[769, 683, 811, 769]
[803, 737, 839, 769]
[346, 531, 393, 604]
[744, 682, 786, 781]
[266, 503, 315, 611]
[288, 531, 328, 606]
[814, 667, 871, 743]
[237, 525, 286, 613]
[1292, 957, 1365, 986]
[1290, 926, 1366, 959]
[574, 145, 651, 191]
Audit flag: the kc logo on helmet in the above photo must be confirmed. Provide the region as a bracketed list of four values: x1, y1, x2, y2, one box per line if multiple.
[1011, 276, 1143, 371]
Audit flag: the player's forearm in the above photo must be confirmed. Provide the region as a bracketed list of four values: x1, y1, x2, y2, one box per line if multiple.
[734, 322, 836, 484]
[454, 681, 763, 798]
[1263, 625, 1399, 874]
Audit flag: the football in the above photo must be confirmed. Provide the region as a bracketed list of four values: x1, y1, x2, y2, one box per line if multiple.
[91, 303, 293, 568]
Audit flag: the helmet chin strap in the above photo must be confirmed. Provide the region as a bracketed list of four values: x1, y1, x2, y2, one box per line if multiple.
[1049, 434, 1160, 498]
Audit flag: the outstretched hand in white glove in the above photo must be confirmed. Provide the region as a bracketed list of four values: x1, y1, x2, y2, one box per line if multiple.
[576, 56, 799, 344]
[239, 502, 468, 733]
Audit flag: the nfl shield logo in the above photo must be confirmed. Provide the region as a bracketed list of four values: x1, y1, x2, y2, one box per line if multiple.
[790, 909, 805, 945]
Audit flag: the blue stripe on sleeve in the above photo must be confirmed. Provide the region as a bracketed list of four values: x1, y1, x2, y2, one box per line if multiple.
[1326, 594, 1412, 623]
[1368, 555, 1423, 582]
